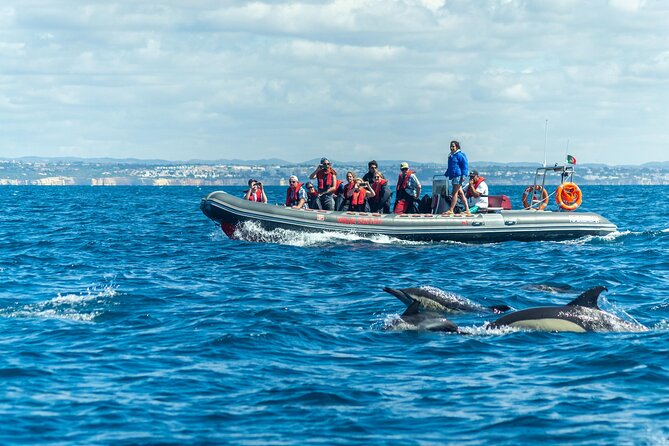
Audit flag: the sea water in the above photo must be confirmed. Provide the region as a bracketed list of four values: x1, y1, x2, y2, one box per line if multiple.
[0, 185, 667, 444]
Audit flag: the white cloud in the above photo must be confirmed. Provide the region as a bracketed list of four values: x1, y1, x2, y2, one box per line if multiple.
[0, 0, 667, 164]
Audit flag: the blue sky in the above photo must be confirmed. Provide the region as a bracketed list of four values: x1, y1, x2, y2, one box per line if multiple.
[1, 0, 667, 165]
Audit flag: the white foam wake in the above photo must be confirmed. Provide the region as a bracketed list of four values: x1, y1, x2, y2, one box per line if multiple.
[1, 282, 118, 322]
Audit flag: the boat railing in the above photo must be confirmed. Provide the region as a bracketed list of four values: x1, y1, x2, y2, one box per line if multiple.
[525, 164, 575, 211]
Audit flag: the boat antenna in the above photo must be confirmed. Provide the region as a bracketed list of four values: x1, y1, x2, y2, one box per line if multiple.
[543, 119, 548, 167]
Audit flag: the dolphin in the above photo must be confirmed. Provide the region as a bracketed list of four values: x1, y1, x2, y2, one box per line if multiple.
[522, 283, 575, 294]
[487, 286, 648, 333]
[390, 299, 460, 333]
[383, 286, 510, 314]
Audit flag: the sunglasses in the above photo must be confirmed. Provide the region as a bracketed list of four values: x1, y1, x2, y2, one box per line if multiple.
[289, 180, 297, 183]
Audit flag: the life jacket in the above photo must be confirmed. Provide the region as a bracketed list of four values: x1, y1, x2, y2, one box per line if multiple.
[317, 168, 337, 192]
[343, 181, 356, 198]
[396, 170, 414, 197]
[466, 177, 486, 198]
[285, 182, 303, 206]
[371, 179, 388, 202]
[247, 189, 263, 202]
[351, 187, 366, 206]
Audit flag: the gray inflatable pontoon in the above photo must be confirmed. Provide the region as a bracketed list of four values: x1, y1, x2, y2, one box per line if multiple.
[200, 190, 617, 243]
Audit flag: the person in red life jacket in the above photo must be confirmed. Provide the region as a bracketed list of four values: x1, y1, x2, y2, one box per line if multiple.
[244, 178, 267, 203]
[362, 160, 378, 184]
[462, 170, 488, 213]
[333, 179, 345, 211]
[308, 157, 337, 210]
[304, 182, 321, 210]
[394, 162, 421, 214]
[346, 178, 375, 212]
[285, 175, 308, 209]
[369, 170, 392, 214]
[338, 171, 357, 211]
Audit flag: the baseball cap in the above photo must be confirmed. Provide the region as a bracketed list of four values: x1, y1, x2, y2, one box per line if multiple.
[400, 162, 409, 169]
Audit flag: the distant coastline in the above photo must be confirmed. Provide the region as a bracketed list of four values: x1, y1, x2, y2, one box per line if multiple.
[1, 157, 668, 186]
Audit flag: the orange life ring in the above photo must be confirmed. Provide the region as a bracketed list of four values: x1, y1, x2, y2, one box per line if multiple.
[555, 182, 582, 211]
[522, 185, 549, 210]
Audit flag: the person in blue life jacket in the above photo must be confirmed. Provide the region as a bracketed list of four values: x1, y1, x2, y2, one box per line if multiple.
[394, 162, 421, 214]
[444, 141, 471, 215]
[285, 175, 308, 209]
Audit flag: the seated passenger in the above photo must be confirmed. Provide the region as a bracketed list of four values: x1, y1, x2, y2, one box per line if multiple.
[369, 170, 392, 214]
[394, 162, 421, 214]
[346, 178, 375, 212]
[339, 171, 357, 211]
[304, 182, 321, 210]
[333, 178, 345, 211]
[285, 175, 308, 209]
[244, 179, 267, 203]
[463, 170, 488, 213]
[362, 160, 378, 184]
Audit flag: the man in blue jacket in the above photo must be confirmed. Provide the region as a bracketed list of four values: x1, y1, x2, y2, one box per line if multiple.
[444, 140, 471, 215]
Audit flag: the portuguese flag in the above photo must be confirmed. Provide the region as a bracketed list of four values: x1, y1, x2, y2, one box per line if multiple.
[566, 155, 577, 165]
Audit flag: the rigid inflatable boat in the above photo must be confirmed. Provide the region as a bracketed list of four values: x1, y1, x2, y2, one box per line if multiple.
[200, 166, 617, 243]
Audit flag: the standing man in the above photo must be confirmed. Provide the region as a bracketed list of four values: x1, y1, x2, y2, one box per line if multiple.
[444, 141, 471, 215]
[394, 162, 421, 214]
[309, 157, 338, 210]
[463, 170, 488, 213]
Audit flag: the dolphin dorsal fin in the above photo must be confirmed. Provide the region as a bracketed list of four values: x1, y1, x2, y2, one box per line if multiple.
[566, 286, 608, 309]
[402, 299, 421, 316]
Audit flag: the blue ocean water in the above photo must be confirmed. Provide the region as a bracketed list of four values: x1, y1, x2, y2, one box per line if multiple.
[0, 185, 667, 445]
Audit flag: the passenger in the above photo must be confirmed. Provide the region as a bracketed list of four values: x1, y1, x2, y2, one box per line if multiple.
[444, 140, 471, 215]
[333, 178, 346, 211]
[394, 162, 421, 214]
[305, 182, 321, 210]
[346, 178, 375, 212]
[362, 160, 378, 184]
[463, 170, 488, 213]
[339, 171, 357, 211]
[244, 178, 267, 203]
[309, 157, 338, 210]
[369, 170, 392, 214]
[285, 175, 308, 209]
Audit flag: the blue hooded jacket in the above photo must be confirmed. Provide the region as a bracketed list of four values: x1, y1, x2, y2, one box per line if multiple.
[446, 150, 469, 179]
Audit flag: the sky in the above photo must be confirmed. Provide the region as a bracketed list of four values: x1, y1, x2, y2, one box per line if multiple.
[1, 0, 668, 165]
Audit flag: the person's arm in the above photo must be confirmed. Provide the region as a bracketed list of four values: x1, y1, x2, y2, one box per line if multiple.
[364, 183, 376, 198]
[468, 180, 481, 198]
[260, 188, 268, 203]
[413, 175, 421, 198]
[243, 189, 252, 200]
[294, 189, 307, 208]
[309, 166, 321, 179]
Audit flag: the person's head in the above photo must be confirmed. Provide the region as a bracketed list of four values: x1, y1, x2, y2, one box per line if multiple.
[248, 178, 255, 187]
[305, 182, 316, 193]
[249, 179, 259, 189]
[289, 175, 299, 187]
[346, 171, 355, 182]
[450, 140, 460, 152]
[373, 170, 383, 183]
[368, 160, 378, 172]
[469, 170, 479, 181]
[320, 157, 331, 170]
[400, 162, 409, 172]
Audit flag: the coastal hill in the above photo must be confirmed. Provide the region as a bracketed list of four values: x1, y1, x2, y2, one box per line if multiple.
[1, 157, 668, 186]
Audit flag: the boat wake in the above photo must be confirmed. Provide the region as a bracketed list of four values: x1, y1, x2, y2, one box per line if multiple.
[0, 282, 118, 322]
[232, 220, 427, 247]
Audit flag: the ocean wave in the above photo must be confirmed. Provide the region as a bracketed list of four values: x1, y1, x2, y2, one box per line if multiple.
[0, 281, 118, 322]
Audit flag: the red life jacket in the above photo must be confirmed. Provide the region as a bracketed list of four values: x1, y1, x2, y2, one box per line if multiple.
[317, 168, 337, 192]
[247, 189, 263, 202]
[333, 180, 344, 196]
[351, 187, 366, 206]
[344, 181, 356, 197]
[371, 179, 388, 202]
[396, 170, 414, 192]
[466, 177, 486, 198]
[285, 182, 303, 206]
